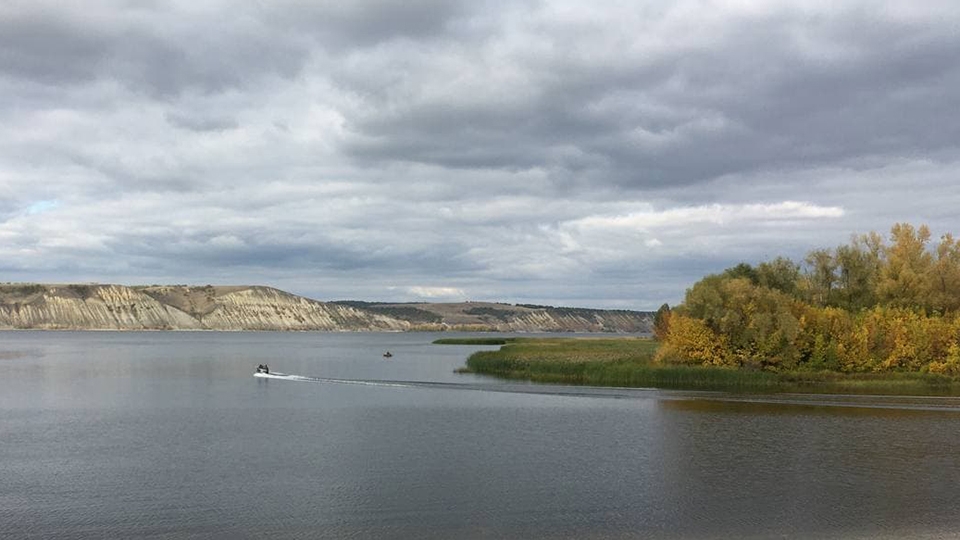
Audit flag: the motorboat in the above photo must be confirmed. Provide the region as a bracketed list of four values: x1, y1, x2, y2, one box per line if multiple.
[383, 351, 393, 358]
[254, 366, 290, 379]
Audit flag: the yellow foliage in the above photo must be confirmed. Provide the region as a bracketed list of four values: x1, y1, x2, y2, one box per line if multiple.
[929, 343, 960, 375]
[836, 323, 871, 372]
[677, 288, 960, 375]
[655, 314, 731, 367]
[672, 224, 960, 376]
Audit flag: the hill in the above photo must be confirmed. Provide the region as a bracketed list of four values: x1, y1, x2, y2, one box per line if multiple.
[0, 284, 404, 331]
[331, 301, 652, 333]
[0, 284, 652, 332]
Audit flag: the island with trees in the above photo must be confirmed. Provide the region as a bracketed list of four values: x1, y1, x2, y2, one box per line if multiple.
[451, 223, 960, 395]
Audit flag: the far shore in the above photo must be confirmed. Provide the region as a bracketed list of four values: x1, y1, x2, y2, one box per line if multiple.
[0, 327, 642, 334]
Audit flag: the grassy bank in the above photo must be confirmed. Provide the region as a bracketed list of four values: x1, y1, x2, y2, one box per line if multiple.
[432, 337, 514, 345]
[453, 337, 960, 395]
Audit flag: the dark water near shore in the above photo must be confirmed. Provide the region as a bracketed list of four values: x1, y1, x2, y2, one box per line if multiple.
[2, 331, 960, 539]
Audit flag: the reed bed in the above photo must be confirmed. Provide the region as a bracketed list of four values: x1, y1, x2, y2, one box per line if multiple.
[455, 338, 960, 395]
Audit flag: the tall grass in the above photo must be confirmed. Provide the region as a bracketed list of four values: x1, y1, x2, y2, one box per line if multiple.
[456, 337, 960, 395]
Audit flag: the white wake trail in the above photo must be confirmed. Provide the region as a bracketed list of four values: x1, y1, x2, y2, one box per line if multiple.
[253, 372, 314, 382]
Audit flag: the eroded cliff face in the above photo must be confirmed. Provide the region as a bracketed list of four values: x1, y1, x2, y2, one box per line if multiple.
[196, 287, 406, 331]
[0, 284, 408, 331]
[0, 285, 200, 330]
[0, 285, 652, 332]
[337, 301, 654, 333]
[494, 310, 651, 333]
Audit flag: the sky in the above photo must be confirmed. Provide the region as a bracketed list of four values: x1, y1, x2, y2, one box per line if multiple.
[1, 1, 959, 309]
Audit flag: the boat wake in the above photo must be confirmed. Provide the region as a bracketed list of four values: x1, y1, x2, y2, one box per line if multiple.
[254, 371, 314, 382]
[254, 371, 960, 412]
[255, 370, 653, 396]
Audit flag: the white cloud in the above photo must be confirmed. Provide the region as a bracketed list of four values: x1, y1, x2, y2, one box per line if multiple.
[567, 201, 844, 232]
[406, 286, 467, 300]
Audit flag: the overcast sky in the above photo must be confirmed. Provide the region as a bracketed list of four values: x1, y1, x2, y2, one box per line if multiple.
[1, 1, 959, 309]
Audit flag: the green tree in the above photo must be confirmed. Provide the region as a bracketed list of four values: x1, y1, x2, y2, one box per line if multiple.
[682, 274, 726, 325]
[833, 233, 883, 310]
[722, 262, 759, 284]
[756, 256, 801, 296]
[680, 274, 801, 370]
[804, 248, 838, 306]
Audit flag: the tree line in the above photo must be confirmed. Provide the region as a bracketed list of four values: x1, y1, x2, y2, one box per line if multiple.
[655, 223, 960, 375]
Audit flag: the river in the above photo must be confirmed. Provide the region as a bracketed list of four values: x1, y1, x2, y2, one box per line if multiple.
[1, 331, 959, 539]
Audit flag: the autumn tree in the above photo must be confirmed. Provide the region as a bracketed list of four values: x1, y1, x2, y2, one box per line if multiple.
[653, 303, 672, 340]
[663, 224, 960, 375]
[878, 223, 933, 310]
[654, 314, 729, 367]
[929, 233, 960, 313]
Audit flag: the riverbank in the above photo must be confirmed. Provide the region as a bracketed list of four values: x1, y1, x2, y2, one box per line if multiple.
[439, 337, 960, 396]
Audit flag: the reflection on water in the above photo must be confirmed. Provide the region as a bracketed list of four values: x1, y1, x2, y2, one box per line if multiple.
[655, 397, 960, 539]
[659, 393, 960, 414]
[1, 331, 959, 539]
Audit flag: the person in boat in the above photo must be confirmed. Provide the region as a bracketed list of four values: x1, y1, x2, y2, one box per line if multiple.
[383, 351, 393, 358]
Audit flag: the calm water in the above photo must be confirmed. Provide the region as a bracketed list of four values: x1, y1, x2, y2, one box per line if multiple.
[2, 331, 960, 539]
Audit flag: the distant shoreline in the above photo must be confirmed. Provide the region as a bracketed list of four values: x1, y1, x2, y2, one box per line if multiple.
[0, 283, 654, 333]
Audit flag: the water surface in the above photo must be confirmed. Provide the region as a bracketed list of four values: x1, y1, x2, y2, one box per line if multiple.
[2, 331, 959, 539]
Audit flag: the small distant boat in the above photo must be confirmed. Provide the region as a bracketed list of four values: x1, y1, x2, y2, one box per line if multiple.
[383, 351, 393, 358]
[255, 364, 270, 375]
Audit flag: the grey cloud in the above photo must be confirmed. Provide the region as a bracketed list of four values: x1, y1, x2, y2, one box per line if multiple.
[0, 10, 108, 85]
[165, 112, 239, 132]
[2, 1, 960, 309]
[100, 218, 482, 277]
[267, 0, 470, 48]
[0, 0, 474, 97]
[0, 2, 309, 96]
[334, 3, 960, 192]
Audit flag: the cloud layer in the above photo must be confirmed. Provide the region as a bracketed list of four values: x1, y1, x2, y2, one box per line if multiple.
[2, 1, 959, 308]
